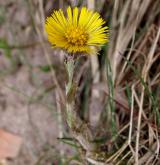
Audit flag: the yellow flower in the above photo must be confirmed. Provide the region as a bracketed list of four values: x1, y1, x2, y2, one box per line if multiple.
[45, 6, 108, 55]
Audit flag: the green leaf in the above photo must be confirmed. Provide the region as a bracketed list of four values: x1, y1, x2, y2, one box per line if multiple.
[0, 38, 12, 59]
[57, 137, 81, 148]
[0, 6, 5, 24]
[39, 64, 56, 72]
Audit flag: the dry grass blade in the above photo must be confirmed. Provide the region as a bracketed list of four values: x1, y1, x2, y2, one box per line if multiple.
[108, 0, 152, 82]
[136, 26, 160, 164]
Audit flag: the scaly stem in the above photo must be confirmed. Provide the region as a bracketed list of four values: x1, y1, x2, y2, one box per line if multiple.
[65, 58, 108, 165]
[65, 58, 75, 128]
[65, 58, 95, 151]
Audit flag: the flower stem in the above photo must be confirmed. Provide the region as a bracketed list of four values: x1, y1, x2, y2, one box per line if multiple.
[65, 58, 75, 128]
[65, 58, 95, 151]
[65, 58, 108, 165]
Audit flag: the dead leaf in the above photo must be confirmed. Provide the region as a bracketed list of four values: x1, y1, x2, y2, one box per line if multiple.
[0, 159, 7, 165]
[0, 129, 22, 159]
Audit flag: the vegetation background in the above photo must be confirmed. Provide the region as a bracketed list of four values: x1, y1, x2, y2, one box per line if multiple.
[0, 0, 159, 164]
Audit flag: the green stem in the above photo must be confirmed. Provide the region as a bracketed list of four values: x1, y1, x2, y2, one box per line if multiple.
[65, 58, 75, 128]
[64, 58, 108, 164]
[65, 59, 75, 95]
[65, 58, 95, 151]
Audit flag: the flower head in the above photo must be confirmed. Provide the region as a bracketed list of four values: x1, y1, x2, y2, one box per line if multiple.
[45, 6, 108, 55]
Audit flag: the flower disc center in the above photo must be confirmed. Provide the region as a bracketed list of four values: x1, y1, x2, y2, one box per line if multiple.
[65, 26, 88, 46]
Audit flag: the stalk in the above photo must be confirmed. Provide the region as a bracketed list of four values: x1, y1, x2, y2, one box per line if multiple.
[65, 58, 109, 165]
